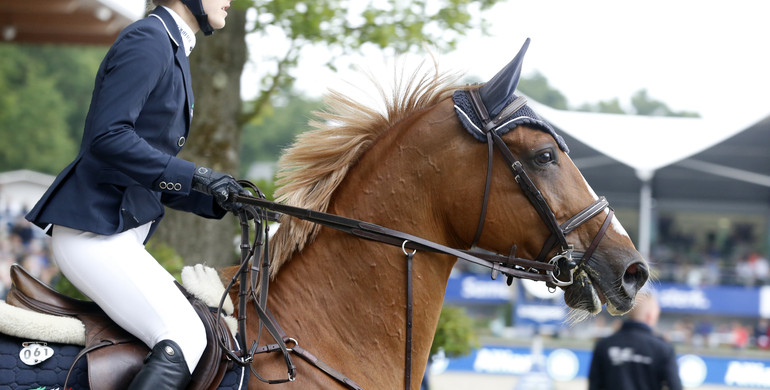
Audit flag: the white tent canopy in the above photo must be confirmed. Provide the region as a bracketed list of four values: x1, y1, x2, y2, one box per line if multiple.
[524, 99, 770, 258]
[527, 99, 753, 177]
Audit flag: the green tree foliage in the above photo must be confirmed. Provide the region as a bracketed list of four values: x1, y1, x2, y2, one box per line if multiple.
[575, 89, 700, 117]
[240, 90, 323, 173]
[519, 71, 700, 118]
[239, 0, 500, 124]
[430, 306, 480, 358]
[576, 98, 625, 114]
[631, 89, 699, 117]
[251, 178, 278, 201]
[517, 71, 568, 110]
[0, 44, 105, 174]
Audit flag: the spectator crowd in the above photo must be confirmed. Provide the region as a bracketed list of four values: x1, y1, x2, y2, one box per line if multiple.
[0, 207, 58, 300]
[650, 218, 770, 287]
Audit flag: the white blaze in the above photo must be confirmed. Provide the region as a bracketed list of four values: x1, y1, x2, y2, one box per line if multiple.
[567, 155, 631, 238]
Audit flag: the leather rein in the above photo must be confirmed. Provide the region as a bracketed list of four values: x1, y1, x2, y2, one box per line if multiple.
[214, 91, 616, 389]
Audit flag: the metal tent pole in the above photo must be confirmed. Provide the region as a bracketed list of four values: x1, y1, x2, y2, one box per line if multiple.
[636, 169, 655, 260]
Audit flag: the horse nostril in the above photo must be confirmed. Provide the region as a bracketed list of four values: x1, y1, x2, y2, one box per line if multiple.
[622, 261, 649, 296]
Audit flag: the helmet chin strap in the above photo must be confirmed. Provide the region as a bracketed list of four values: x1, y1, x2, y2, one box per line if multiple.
[181, 0, 214, 36]
[195, 13, 214, 36]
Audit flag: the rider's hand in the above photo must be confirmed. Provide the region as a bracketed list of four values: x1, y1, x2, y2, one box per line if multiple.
[191, 166, 250, 213]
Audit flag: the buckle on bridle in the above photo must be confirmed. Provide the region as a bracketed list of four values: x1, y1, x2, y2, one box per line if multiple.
[547, 246, 577, 287]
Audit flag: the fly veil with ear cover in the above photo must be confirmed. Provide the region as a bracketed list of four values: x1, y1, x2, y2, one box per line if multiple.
[453, 38, 568, 150]
[452, 38, 615, 287]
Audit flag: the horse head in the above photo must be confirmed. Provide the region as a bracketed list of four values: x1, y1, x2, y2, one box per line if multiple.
[245, 39, 649, 388]
[449, 38, 649, 316]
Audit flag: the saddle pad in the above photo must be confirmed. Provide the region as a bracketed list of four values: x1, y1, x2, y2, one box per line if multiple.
[0, 333, 88, 390]
[0, 333, 249, 390]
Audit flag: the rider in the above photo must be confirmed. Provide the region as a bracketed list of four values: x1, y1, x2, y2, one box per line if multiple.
[25, 0, 246, 388]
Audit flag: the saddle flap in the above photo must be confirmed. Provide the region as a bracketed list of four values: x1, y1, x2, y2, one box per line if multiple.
[85, 338, 147, 390]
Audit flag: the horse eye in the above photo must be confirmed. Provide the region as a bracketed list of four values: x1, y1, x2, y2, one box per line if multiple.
[534, 150, 554, 165]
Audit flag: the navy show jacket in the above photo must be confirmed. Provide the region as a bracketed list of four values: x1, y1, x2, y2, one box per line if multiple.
[26, 7, 226, 242]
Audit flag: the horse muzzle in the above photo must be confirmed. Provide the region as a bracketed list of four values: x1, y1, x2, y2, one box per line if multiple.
[563, 249, 649, 315]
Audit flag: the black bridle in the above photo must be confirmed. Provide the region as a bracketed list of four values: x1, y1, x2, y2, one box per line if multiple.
[216, 91, 617, 388]
[464, 89, 615, 287]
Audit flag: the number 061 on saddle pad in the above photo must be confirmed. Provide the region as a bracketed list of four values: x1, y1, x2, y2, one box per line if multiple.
[0, 334, 249, 390]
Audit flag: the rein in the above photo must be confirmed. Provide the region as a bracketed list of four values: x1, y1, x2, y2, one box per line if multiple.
[233, 194, 558, 282]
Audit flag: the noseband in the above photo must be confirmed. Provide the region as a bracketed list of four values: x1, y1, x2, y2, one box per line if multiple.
[465, 89, 615, 287]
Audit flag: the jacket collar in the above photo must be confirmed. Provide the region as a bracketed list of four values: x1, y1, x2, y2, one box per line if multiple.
[160, 6, 196, 56]
[149, 6, 195, 127]
[149, 6, 184, 54]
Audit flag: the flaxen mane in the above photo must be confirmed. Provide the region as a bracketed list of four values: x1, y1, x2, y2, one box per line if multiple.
[268, 58, 463, 277]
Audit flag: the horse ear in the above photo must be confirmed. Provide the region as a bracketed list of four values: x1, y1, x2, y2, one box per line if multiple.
[479, 38, 531, 118]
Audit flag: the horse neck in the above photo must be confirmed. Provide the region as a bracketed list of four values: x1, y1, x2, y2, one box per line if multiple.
[259, 103, 460, 388]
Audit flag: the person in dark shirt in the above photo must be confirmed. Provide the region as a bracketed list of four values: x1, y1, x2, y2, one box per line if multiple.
[588, 292, 682, 390]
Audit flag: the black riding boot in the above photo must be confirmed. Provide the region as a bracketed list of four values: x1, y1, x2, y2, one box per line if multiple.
[127, 339, 192, 390]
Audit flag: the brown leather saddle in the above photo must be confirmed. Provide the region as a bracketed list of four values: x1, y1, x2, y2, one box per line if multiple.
[5, 264, 234, 390]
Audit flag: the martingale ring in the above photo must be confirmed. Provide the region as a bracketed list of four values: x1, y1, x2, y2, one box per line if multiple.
[402, 240, 417, 256]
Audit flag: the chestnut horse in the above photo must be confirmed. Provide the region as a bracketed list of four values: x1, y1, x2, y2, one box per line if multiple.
[222, 40, 648, 389]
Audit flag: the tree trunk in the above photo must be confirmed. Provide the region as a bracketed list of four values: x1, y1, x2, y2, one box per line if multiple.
[152, 9, 248, 267]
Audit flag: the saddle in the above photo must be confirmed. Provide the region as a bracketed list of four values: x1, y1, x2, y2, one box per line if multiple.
[5, 264, 234, 390]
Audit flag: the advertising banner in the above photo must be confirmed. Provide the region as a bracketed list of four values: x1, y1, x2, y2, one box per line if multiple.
[443, 273, 770, 319]
[443, 273, 512, 304]
[430, 344, 770, 388]
[656, 282, 760, 317]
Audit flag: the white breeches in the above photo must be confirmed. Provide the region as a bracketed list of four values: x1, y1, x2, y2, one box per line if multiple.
[51, 224, 206, 374]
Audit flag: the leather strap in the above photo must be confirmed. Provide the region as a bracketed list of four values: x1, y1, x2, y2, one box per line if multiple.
[233, 194, 558, 282]
[404, 250, 415, 390]
[251, 308, 365, 390]
[468, 88, 570, 255]
[578, 208, 615, 267]
[535, 197, 610, 262]
[64, 340, 115, 389]
[489, 130, 570, 254]
[470, 131, 495, 247]
[211, 197, 364, 389]
[289, 344, 365, 390]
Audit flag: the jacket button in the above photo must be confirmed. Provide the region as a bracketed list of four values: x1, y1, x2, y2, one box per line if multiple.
[177, 136, 186, 147]
[159, 181, 167, 190]
[174, 183, 182, 191]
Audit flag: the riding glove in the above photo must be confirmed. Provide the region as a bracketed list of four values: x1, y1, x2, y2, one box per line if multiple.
[191, 166, 249, 213]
